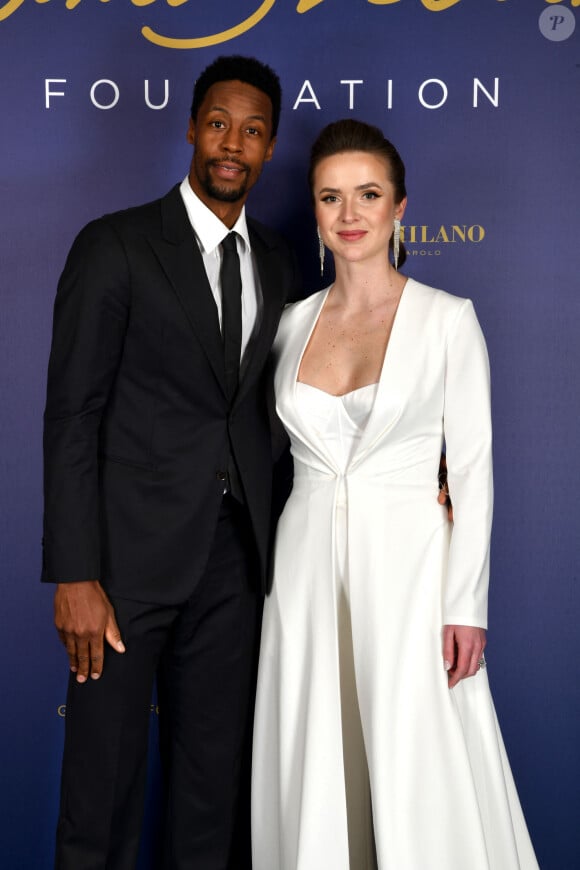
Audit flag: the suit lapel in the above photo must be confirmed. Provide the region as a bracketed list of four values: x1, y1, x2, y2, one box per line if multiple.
[149, 186, 227, 396]
[235, 223, 288, 403]
[149, 188, 290, 404]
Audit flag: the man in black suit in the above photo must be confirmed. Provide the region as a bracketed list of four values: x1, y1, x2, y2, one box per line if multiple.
[43, 55, 300, 869]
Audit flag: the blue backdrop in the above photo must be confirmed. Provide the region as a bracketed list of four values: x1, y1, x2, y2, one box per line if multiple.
[1, 2, 579, 867]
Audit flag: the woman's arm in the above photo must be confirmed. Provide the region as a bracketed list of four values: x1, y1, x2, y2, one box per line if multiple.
[442, 298, 493, 684]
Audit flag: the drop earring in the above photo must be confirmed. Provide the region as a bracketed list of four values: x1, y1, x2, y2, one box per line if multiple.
[317, 226, 325, 276]
[393, 218, 401, 271]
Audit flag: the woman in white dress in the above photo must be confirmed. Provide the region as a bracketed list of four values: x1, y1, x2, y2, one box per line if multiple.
[251, 119, 539, 870]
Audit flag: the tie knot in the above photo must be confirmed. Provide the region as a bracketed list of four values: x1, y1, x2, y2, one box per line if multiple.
[222, 232, 238, 253]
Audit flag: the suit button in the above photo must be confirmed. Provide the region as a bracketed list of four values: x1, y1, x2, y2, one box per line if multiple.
[216, 471, 227, 482]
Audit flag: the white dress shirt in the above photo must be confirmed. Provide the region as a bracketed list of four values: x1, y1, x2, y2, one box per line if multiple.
[179, 176, 263, 363]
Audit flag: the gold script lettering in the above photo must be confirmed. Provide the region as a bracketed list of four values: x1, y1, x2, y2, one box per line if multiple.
[296, 0, 324, 10]
[420, 0, 461, 10]
[0, 0, 25, 23]
[142, 0, 277, 49]
[0, 0, 532, 45]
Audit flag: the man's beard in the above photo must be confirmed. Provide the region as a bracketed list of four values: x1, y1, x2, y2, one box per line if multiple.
[200, 161, 250, 203]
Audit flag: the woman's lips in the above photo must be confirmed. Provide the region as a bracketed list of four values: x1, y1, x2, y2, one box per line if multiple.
[337, 230, 367, 241]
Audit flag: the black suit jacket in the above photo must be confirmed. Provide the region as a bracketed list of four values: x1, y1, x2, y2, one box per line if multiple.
[42, 185, 300, 603]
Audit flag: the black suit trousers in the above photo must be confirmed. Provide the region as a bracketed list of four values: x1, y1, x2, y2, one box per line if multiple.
[55, 496, 263, 870]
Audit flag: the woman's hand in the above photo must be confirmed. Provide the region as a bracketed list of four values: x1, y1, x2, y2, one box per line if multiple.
[443, 624, 486, 689]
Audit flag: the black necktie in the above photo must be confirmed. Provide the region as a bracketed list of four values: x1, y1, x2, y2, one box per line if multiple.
[220, 232, 242, 400]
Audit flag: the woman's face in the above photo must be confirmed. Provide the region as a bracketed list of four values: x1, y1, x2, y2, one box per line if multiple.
[313, 150, 407, 266]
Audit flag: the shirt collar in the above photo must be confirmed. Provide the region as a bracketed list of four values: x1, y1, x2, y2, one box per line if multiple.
[180, 176, 251, 254]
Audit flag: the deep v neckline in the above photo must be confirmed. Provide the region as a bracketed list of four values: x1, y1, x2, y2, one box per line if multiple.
[288, 281, 411, 471]
[294, 279, 409, 396]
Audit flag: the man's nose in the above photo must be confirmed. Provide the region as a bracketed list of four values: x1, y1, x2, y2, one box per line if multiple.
[222, 128, 243, 152]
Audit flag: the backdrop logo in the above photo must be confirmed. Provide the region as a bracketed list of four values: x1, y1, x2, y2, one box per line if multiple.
[292, 78, 499, 112]
[0, 0, 519, 50]
[44, 76, 501, 111]
[539, 1, 577, 40]
[402, 223, 485, 258]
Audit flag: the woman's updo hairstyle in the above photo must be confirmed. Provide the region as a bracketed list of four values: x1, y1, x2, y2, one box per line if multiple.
[308, 118, 407, 268]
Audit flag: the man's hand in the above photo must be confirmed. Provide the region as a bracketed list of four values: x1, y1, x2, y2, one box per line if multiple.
[54, 581, 125, 683]
[437, 454, 453, 521]
[443, 624, 486, 689]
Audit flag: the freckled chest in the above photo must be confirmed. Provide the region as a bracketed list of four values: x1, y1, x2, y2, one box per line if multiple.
[299, 299, 399, 394]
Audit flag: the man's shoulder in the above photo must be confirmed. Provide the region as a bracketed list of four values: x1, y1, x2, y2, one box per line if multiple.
[68, 185, 183, 254]
[247, 215, 293, 254]
[99, 184, 181, 232]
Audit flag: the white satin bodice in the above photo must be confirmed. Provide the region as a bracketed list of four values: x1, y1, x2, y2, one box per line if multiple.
[295, 382, 378, 473]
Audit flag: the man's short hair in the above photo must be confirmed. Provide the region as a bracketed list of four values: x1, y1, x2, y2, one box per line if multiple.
[191, 55, 282, 139]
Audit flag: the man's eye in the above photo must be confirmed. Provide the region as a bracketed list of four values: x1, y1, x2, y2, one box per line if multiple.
[321, 195, 338, 203]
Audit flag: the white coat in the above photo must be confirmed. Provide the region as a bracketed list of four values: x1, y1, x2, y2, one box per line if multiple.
[252, 278, 538, 870]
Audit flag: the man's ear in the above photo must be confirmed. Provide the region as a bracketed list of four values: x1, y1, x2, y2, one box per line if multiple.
[264, 136, 277, 164]
[186, 117, 195, 146]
